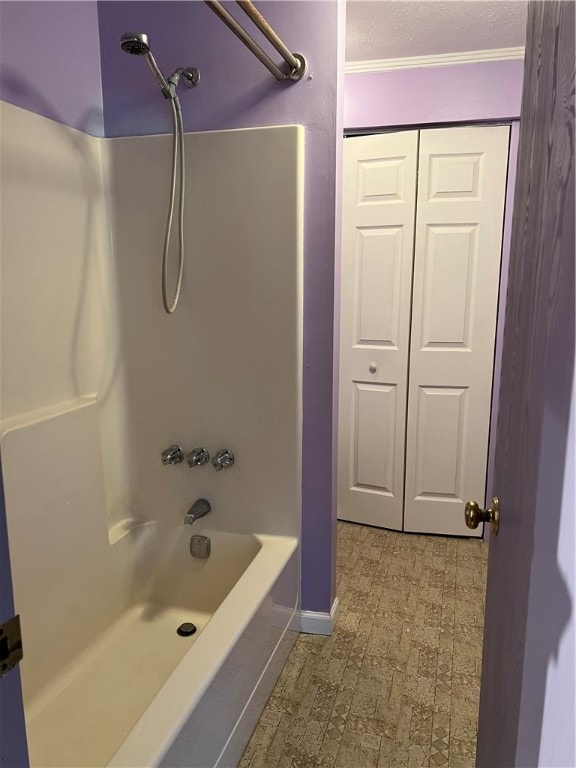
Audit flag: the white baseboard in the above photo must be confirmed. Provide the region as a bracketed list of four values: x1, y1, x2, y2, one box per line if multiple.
[300, 597, 340, 636]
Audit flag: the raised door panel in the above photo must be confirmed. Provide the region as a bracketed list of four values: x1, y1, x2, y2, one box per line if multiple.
[409, 385, 472, 533]
[352, 382, 397, 495]
[357, 157, 407, 204]
[404, 125, 510, 536]
[353, 226, 404, 350]
[413, 386, 468, 501]
[420, 225, 477, 350]
[338, 132, 418, 529]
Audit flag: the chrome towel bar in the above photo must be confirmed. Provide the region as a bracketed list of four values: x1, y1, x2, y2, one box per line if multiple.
[205, 0, 307, 81]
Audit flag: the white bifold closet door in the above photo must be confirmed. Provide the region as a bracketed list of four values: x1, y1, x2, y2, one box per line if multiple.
[338, 131, 418, 530]
[339, 125, 510, 536]
[403, 125, 509, 536]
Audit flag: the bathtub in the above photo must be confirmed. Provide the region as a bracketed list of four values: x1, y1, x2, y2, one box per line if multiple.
[23, 530, 299, 768]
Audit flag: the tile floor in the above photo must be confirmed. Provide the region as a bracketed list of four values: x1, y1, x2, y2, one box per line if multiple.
[240, 521, 489, 768]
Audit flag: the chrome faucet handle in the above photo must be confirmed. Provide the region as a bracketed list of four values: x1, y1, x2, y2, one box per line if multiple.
[161, 445, 184, 465]
[187, 447, 210, 467]
[212, 448, 235, 472]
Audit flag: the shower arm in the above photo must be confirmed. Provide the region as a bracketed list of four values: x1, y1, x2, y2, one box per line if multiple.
[204, 0, 306, 82]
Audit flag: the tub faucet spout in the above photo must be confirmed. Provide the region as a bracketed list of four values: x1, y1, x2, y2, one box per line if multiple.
[184, 498, 211, 525]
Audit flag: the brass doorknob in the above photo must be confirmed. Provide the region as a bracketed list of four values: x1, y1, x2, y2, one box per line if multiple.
[465, 497, 500, 536]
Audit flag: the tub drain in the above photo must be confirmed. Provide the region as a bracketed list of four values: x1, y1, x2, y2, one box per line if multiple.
[177, 622, 197, 637]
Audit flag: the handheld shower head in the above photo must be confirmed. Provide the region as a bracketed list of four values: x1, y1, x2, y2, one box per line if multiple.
[120, 31, 173, 96]
[120, 32, 151, 56]
[119, 31, 200, 98]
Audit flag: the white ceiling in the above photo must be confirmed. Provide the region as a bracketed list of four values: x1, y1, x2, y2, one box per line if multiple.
[346, 1, 528, 62]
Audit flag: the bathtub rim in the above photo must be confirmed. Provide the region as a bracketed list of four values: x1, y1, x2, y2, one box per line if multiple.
[107, 532, 299, 768]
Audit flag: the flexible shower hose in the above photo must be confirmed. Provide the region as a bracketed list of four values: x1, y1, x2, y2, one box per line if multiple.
[162, 95, 185, 314]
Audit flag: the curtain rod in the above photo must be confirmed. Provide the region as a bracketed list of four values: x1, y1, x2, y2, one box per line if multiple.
[205, 0, 306, 82]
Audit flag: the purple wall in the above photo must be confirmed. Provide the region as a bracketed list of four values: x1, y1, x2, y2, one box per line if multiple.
[0, 1, 104, 136]
[97, 0, 341, 613]
[331, 4, 346, 607]
[345, 59, 524, 130]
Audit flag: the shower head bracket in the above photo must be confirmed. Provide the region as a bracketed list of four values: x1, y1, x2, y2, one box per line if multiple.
[181, 68, 201, 88]
[165, 67, 201, 98]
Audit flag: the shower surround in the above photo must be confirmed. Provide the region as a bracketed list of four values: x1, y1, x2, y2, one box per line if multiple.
[0, 99, 303, 765]
[0, 0, 342, 625]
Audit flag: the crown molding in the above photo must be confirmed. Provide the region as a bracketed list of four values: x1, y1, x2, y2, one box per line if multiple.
[345, 47, 525, 74]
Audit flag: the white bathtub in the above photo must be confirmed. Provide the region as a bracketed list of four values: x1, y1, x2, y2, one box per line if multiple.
[23, 530, 299, 768]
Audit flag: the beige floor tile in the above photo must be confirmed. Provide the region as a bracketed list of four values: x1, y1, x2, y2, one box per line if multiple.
[241, 522, 488, 768]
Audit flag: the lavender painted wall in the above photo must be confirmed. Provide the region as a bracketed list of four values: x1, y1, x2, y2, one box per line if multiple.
[331, 5, 346, 608]
[0, 1, 104, 136]
[97, 0, 341, 613]
[344, 59, 524, 130]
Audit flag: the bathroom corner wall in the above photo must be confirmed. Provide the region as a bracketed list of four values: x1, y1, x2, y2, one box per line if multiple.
[0, 101, 134, 532]
[97, 0, 343, 613]
[0, 102, 113, 421]
[0, 100, 145, 706]
[0, 1, 104, 136]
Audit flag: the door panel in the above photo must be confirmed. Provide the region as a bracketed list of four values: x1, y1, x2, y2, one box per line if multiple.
[353, 227, 404, 348]
[404, 125, 510, 536]
[353, 383, 397, 493]
[413, 385, 468, 500]
[419, 224, 477, 349]
[338, 132, 418, 529]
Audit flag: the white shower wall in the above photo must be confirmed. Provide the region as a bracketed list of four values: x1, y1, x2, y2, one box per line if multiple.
[105, 125, 304, 540]
[0, 101, 135, 533]
[0, 102, 113, 418]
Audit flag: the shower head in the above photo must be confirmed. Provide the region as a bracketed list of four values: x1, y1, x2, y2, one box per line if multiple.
[120, 32, 151, 56]
[120, 31, 199, 99]
[120, 32, 172, 96]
